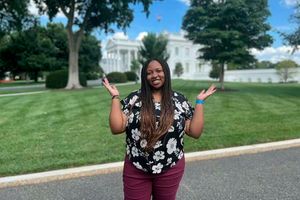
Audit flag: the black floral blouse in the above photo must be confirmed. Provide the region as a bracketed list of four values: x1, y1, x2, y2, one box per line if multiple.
[120, 90, 194, 174]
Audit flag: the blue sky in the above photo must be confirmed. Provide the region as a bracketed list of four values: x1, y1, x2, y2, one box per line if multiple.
[32, 0, 300, 63]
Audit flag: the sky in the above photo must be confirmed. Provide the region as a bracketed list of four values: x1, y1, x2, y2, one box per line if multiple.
[30, 0, 300, 64]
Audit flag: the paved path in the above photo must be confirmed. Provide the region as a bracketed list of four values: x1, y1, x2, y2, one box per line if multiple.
[1, 146, 299, 200]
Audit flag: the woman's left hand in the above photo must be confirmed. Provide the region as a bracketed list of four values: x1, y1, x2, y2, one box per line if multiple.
[197, 84, 217, 100]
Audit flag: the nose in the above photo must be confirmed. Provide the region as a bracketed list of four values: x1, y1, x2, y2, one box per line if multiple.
[152, 72, 158, 78]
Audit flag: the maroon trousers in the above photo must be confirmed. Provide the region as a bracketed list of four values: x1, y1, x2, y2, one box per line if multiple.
[123, 156, 185, 200]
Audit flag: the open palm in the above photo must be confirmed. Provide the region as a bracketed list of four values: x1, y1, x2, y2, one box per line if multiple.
[197, 84, 217, 100]
[102, 78, 120, 97]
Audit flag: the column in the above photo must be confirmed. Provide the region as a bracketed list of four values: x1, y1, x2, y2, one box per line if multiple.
[127, 49, 131, 71]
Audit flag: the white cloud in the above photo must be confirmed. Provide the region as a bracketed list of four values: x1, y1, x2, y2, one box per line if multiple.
[177, 0, 190, 6]
[281, 0, 298, 7]
[29, 0, 39, 16]
[251, 46, 300, 64]
[136, 32, 148, 40]
[29, 0, 65, 18]
[112, 32, 129, 40]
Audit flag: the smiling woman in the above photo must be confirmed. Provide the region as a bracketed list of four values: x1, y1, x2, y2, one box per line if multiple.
[102, 58, 216, 200]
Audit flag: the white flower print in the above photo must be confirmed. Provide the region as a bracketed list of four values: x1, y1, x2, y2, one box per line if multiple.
[170, 162, 176, 167]
[167, 158, 172, 165]
[131, 146, 139, 157]
[179, 131, 184, 137]
[154, 141, 162, 149]
[174, 92, 178, 97]
[126, 145, 130, 155]
[135, 101, 142, 107]
[166, 138, 177, 154]
[128, 112, 134, 124]
[133, 162, 143, 170]
[131, 128, 141, 141]
[174, 110, 181, 120]
[152, 163, 163, 174]
[140, 139, 147, 148]
[155, 102, 161, 110]
[181, 138, 184, 146]
[178, 151, 184, 159]
[168, 126, 174, 132]
[135, 111, 140, 122]
[153, 151, 165, 161]
[182, 101, 190, 111]
[175, 101, 184, 113]
[129, 95, 138, 105]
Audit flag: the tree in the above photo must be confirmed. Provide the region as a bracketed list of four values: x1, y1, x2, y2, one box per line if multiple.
[33, 0, 153, 89]
[182, 0, 272, 90]
[138, 33, 169, 66]
[281, 2, 300, 53]
[255, 61, 275, 69]
[130, 59, 140, 73]
[275, 60, 299, 83]
[0, 0, 32, 38]
[209, 61, 220, 79]
[0, 22, 102, 81]
[0, 24, 58, 82]
[174, 62, 183, 77]
[79, 34, 102, 79]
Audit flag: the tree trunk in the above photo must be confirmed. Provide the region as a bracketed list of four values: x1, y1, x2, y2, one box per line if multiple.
[34, 71, 38, 83]
[219, 62, 225, 90]
[65, 30, 83, 89]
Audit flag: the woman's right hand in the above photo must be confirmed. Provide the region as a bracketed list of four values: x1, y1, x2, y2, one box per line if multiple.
[102, 78, 120, 97]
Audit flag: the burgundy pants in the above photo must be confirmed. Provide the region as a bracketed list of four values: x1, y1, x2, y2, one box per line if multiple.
[123, 156, 185, 200]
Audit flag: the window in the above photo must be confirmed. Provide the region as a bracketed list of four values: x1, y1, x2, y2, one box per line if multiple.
[185, 48, 190, 56]
[175, 47, 179, 56]
[185, 63, 189, 73]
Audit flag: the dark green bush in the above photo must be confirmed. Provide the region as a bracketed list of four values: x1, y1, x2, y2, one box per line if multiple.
[124, 71, 139, 81]
[106, 72, 127, 83]
[86, 72, 100, 80]
[46, 70, 87, 89]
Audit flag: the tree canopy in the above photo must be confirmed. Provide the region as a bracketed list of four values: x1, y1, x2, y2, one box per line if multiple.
[281, 2, 300, 53]
[0, 22, 101, 81]
[275, 60, 299, 83]
[33, 0, 153, 89]
[138, 33, 169, 66]
[0, 0, 32, 37]
[182, 0, 273, 89]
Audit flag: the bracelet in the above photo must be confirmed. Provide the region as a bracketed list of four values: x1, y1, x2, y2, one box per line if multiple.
[112, 95, 120, 99]
[195, 99, 205, 104]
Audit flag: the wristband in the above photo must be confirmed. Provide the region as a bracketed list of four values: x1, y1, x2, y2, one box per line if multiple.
[195, 99, 205, 104]
[112, 95, 120, 99]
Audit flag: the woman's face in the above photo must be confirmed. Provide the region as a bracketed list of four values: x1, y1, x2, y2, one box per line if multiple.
[146, 60, 165, 90]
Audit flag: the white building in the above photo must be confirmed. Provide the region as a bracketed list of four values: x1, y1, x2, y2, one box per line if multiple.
[100, 31, 212, 79]
[101, 32, 300, 83]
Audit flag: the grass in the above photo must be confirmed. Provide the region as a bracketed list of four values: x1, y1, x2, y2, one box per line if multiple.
[0, 80, 45, 87]
[0, 80, 299, 176]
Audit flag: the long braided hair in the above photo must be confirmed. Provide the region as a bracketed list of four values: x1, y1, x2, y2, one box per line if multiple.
[140, 59, 174, 151]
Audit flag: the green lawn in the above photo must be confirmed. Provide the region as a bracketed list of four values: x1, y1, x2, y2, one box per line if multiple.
[0, 80, 299, 176]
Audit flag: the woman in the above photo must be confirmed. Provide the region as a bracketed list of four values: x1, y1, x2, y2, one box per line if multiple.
[103, 59, 216, 200]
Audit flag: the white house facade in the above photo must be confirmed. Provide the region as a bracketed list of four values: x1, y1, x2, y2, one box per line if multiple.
[100, 31, 212, 78]
[100, 32, 300, 83]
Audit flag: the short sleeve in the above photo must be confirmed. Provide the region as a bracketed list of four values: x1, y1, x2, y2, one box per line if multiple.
[174, 92, 194, 120]
[120, 90, 139, 116]
[183, 100, 194, 120]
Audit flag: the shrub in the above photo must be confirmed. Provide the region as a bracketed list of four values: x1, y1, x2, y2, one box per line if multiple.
[46, 70, 87, 89]
[124, 71, 138, 81]
[86, 72, 100, 80]
[106, 72, 127, 83]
